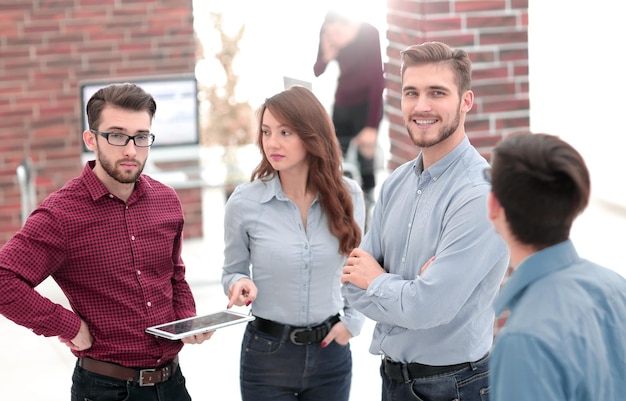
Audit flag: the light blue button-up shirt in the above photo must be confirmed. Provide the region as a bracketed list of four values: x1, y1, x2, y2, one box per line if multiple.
[222, 174, 366, 336]
[491, 240, 626, 400]
[342, 136, 510, 365]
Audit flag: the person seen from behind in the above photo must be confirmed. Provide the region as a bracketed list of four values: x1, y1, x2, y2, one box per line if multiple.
[222, 85, 366, 401]
[486, 132, 626, 400]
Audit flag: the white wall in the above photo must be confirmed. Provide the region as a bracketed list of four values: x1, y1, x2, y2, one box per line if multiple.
[528, 0, 625, 208]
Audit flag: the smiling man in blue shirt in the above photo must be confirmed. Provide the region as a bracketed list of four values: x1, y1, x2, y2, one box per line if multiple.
[340, 41, 510, 401]
[486, 132, 626, 400]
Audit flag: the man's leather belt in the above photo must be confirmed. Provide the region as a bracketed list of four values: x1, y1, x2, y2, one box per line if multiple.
[78, 356, 179, 386]
[383, 354, 487, 382]
[251, 314, 340, 345]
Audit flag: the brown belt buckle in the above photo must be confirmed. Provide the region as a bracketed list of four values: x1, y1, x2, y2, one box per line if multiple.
[138, 368, 157, 386]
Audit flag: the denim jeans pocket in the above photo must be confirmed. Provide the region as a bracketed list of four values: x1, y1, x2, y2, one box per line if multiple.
[243, 322, 283, 354]
[71, 366, 130, 401]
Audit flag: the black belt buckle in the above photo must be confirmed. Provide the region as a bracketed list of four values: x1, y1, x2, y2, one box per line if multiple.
[384, 357, 412, 383]
[289, 328, 312, 345]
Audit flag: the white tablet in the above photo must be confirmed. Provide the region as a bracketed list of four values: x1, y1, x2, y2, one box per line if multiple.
[146, 310, 255, 340]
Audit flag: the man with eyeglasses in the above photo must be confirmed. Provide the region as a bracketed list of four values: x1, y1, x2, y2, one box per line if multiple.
[0, 83, 212, 401]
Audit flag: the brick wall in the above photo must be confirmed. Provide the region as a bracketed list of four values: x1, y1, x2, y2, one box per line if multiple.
[384, 0, 530, 333]
[0, 0, 202, 245]
[385, 0, 530, 167]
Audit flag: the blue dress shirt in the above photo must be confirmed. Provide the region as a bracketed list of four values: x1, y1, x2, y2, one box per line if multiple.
[491, 240, 626, 400]
[342, 136, 510, 364]
[222, 174, 366, 336]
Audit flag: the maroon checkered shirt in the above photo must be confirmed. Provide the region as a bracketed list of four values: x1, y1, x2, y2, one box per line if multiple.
[0, 161, 196, 367]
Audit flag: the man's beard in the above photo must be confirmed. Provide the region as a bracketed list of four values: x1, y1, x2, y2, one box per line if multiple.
[407, 107, 462, 148]
[97, 148, 144, 184]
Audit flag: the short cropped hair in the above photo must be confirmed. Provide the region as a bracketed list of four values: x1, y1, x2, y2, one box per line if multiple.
[490, 132, 590, 248]
[86, 83, 157, 130]
[400, 41, 472, 96]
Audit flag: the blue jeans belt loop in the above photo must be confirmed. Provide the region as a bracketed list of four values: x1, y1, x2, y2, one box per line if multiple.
[251, 314, 341, 345]
[78, 356, 179, 386]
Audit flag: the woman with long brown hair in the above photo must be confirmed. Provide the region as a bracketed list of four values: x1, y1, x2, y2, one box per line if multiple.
[222, 85, 365, 401]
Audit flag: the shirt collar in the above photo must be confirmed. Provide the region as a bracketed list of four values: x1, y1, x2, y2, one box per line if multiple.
[258, 173, 318, 204]
[258, 174, 284, 203]
[494, 239, 580, 316]
[413, 135, 472, 179]
[82, 160, 146, 202]
[83, 160, 110, 201]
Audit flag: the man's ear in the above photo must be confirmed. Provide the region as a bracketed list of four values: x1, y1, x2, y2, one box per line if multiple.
[461, 90, 474, 113]
[83, 130, 97, 152]
[487, 191, 502, 222]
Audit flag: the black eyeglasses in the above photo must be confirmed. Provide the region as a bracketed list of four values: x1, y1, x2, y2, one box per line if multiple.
[483, 167, 492, 183]
[90, 129, 155, 147]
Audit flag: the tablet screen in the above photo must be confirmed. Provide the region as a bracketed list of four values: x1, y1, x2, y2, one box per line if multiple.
[146, 310, 254, 340]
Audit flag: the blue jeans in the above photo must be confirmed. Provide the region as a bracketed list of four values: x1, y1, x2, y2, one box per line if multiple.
[70, 361, 191, 401]
[240, 321, 352, 401]
[381, 354, 490, 401]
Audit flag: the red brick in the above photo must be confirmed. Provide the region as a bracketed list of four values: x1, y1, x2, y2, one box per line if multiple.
[0, 0, 199, 243]
[0, 107, 32, 119]
[467, 15, 518, 29]
[479, 30, 528, 46]
[470, 49, 497, 63]
[36, 0, 76, 9]
[465, 118, 490, 133]
[30, 115, 69, 129]
[501, 48, 529, 62]
[13, 93, 52, 107]
[511, 0, 529, 9]
[496, 116, 530, 130]
[482, 98, 530, 113]
[513, 63, 529, 77]
[3, 58, 38, 70]
[520, 11, 528, 26]
[421, 16, 462, 32]
[472, 66, 509, 81]
[0, 47, 30, 59]
[30, 69, 72, 82]
[387, 0, 450, 15]
[473, 82, 517, 97]
[33, 43, 73, 58]
[23, 21, 63, 34]
[0, 3, 30, 12]
[456, 1, 507, 13]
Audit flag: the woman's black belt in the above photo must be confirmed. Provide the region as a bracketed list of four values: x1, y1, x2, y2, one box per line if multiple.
[251, 314, 341, 345]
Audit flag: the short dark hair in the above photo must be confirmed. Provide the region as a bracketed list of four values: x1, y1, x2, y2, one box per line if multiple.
[490, 132, 590, 248]
[400, 41, 472, 96]
[86, 83, 157, 130]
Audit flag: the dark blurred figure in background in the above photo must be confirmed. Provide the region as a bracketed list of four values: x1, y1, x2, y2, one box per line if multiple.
[314, 10, 385, 206]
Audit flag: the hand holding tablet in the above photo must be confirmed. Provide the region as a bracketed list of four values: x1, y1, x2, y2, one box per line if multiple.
[146, 310, 254, 340]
